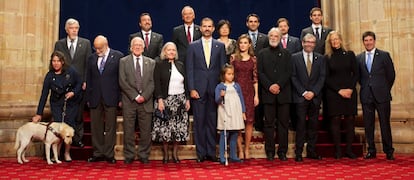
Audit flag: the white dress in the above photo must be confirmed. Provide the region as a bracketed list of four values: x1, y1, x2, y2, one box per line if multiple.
[217, 82, 245, 130]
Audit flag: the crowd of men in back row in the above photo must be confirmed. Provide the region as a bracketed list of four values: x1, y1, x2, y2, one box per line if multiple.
[33, 5, 395, 164]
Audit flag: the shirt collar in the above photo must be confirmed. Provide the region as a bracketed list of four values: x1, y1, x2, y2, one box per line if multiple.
[366, 48, 376, 55]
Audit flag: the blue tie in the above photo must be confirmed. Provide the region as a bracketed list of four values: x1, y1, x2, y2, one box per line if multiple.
[366, 52, 372, 73]
[99, 55, 106, 74]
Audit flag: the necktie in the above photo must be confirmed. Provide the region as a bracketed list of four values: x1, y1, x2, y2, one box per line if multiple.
[251, 32, 257, 48]
[144, 33, 149, 49]
[203, 40, 211, 68]
[366, 52, 372, 73]
[69, 40, 75, 59]
[314, 27, 320, 40]
[187, 26, 191, 43]
[306, 53, 312, 76]
[99, 55, 106, 75]
[282, 37, 287, 49]
[135, 57, 142, 92]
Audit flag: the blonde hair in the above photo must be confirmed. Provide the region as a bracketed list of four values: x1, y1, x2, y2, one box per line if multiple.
[325, 31, 346, 58]
[160, 42, 179, 60]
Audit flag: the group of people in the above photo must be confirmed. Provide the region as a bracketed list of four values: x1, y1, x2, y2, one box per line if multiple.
[32, 5, 396, 165]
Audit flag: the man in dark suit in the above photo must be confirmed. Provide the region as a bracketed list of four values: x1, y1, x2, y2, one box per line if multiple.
[291, 33, 325, 162]
[246, 13, 269, 132]
[86, 35, 123, 164]
[54, 18, 92, 148]
[186, 17, 227, 163]
[257, 27, 292, 161]
[119, 37, 155, 164]
[129, 13, 163, 60]
[277, 18, 302, 54]
[300, 7, 332, 55]
[357, 31, 396, 160]
[172, 6, 202, 63]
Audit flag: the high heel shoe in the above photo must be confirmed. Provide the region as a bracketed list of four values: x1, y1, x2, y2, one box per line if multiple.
[172, 156, 180, 163]
[162, 157, 169, 164]
[244, 150, 250, 160]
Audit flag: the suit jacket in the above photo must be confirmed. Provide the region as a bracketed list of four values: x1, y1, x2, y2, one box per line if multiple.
[172, 24, 202, 63]
[54, 37, 92, 82]
[357, 49, 395, 104]
[129, 31, 163, 59]
[247, 32, 269, 55]
[154, 60, 189, 99]
[119, 54, 155, 112]
[186, 39, 227, 96]
[283, 35, 302, 54]
[257, 45, 292, 104]
[86, 49, 124, 108]
[300, 26, 332, 55]
[291, 51, 326, 105]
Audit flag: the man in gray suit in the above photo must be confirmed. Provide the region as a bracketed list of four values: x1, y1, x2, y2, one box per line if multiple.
[129, 13, 163, 60]
[119, 37, 155, 164]
[54, 18, 92, 148]
[277, 18, 302, 54]
[300, 7, 332, 55]
[357, 31, 396, 160]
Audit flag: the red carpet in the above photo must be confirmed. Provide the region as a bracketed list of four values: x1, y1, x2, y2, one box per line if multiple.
[1, 154, 414, 179]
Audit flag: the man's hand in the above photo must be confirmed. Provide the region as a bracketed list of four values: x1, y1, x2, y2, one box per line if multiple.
[190, 90, 200, 99]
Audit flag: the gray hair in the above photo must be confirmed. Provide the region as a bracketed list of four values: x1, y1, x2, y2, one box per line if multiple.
[160, 42, 179, 60]
[181, 6, 195, 15]
[267, 27, 281, 37]
[302, 33, 316, 42]
[65, 18, 80, 29]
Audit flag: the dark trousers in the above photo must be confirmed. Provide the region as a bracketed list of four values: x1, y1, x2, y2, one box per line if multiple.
[263, 103, 289, 156]
[330, 115, 355, 154]
[295, 101, 320, 155]
[123, 103, 152, 160]
[362, 90, 394, 154]
[73, 91, 85, 143]
[90, 101, 117, 158]
[192, 93, 217, 158]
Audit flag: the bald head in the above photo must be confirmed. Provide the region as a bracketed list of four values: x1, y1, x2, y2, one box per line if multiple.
[94, 35, 109, 56]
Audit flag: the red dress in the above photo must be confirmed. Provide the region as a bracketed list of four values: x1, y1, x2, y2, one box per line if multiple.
[230, 56, 258, 123]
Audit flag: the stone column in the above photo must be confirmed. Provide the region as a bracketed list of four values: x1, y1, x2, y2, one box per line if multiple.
[0, 0, 59, 156]
[321, 0, 414, 153]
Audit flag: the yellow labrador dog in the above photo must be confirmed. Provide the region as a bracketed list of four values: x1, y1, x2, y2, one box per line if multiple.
[14, 122, 74, 164]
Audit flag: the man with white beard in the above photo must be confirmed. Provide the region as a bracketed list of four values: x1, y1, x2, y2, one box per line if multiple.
[257, 27, 292, 161]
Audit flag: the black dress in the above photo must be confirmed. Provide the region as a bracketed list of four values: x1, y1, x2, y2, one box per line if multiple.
[324, 48, 358, 117]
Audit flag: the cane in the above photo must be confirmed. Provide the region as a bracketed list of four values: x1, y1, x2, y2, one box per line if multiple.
[222, 92, 228, 166]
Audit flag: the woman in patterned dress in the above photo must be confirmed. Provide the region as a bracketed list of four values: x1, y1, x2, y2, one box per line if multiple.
[152, 42, 190, 163]
[230, 34, 259, 160]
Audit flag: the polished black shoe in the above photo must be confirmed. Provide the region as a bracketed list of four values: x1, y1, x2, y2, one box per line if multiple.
[266, 154, 275, 161]
[172, 156, 180, 163]
[278, 153, 288, 161]
[386, 153, 395, 160]
[72, 141, 85, 148]
[87, 156, 104, 162]
[295, 155, 303, 162]
[124, 158, 134, 164]
[139, 158, 150, 164]
[229, 158, 243, 163]
[162, 158, 169, 164]
[205, 155, 218, 162]
[334, 153, 342, 159]
[196, 155, 205, 163]
[106, 157, 116, 164]
[364, 152, 377, 159]
[307, 152, 322, 160]
[345, 152, 357, 159]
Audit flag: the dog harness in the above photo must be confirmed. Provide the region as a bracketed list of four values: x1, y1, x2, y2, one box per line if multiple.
[40, 122, 63, 140]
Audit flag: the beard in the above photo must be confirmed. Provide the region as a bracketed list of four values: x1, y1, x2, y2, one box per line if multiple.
[269, 40, 280, 47]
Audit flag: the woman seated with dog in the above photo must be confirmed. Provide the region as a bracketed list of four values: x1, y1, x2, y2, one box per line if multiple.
[151, 42, 190, 164]
[32, 51, 82, 162]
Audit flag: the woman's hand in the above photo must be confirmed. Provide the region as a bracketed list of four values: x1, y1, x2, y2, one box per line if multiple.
[65, 92, 75, 100]
[32, 115, 41, 122]
[158, 99, 165, 111]
[254, 95, 259, 107]
[185, 100, 191, 111]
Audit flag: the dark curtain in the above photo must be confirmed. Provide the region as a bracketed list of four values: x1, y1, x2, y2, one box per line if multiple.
[60, 0, 319, 54]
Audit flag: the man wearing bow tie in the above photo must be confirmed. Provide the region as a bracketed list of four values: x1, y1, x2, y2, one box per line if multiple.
[86, 35, 123, 164]
[357, 31, 396, 160]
